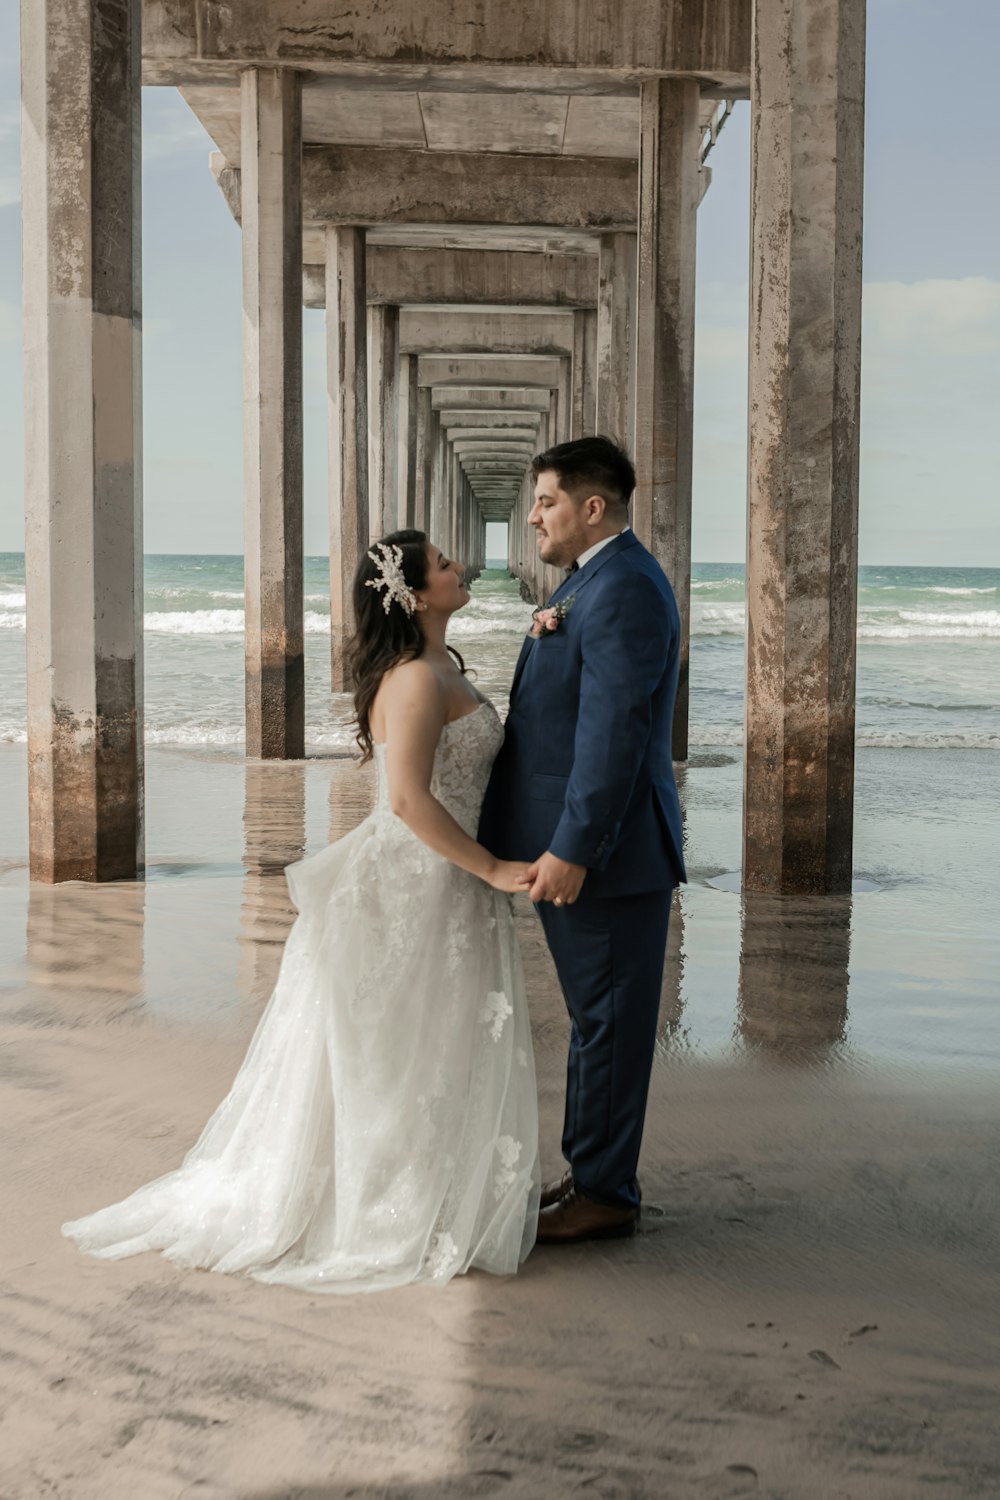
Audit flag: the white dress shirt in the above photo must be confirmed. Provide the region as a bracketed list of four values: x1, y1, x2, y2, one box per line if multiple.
[574, 528, 630, 573]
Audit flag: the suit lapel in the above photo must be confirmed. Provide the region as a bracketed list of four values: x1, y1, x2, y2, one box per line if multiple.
[510, 634, 534, 698]
[509, 533, 640, 702]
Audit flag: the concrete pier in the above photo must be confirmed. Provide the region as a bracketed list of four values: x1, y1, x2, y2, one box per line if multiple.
[327, 226, 368, 690]
[596, 233, 638, 447]
[634, 79, 700, 762]
[367, 302, 399, 537]
[20, 0, 144, 882]
[241, 68, 304, 760]
[743, 0, 866, 893]
[22, 1, 867, 892]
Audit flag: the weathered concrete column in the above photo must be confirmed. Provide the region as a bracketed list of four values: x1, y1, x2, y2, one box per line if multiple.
[242, 68, 304, 759]
[450, 448, 462, 558]
[429, 417, 447, 547]
[634, 79, 699, 762]
[596, 233, 637, 446]
[555, 358, 573, 445]
[413, 386, 433, 532]
[398, 352, 419, 527]
[327, 225, 368, 691]
[21, 0, 143, 881]
[367, 302, 399, 538]
[744, 0, 866, 894]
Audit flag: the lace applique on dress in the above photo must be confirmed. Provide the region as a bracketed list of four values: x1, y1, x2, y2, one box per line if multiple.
[479, 990, 513, 1042]
[494, 1136, 523, 1200]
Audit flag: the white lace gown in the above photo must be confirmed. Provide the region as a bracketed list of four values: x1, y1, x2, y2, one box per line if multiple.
[63, 701, 540, 1293]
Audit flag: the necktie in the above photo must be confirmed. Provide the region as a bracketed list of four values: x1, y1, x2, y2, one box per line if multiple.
[565, 561, 579, 575]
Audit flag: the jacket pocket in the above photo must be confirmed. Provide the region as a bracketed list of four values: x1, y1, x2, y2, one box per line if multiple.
[529, 773, 569, 802]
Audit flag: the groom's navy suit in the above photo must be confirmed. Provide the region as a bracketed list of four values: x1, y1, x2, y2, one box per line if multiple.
[479, 530, 686, 1209]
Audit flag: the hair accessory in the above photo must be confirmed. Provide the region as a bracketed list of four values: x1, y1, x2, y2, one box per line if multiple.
[365, 542, 417, 616]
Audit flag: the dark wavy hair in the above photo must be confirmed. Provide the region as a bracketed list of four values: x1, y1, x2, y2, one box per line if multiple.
[348, 529, 467, 762]
[531, 434, 635, 513]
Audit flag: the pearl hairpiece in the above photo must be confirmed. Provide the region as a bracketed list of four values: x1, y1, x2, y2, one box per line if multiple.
[365, 542, 417, 616]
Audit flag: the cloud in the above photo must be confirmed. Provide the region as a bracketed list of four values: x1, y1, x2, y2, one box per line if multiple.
[0, 299, 17, 343]
[141, 90, 214, 164]
[0, 103, 18, 208]
[692, 276, 1000, 564]
[863, 276, 1000, 357]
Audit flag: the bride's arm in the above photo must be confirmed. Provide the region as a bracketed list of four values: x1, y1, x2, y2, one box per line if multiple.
[380, 662, 530, 894]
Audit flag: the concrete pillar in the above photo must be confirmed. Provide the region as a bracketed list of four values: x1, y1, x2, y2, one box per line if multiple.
[327, 225, 368, 691]
[451, 450, 462, 559]
[241, 68, 304, 759]
[634, 80, 699, 762]
[571, 311, 588, 439]
[430, 416, 447, 546]
[744, 0, 866, 894]
[398, 352, 419, 527]
[596, 232, 637, 446]
[21, 0, 143, 881]
[414, 386, 433, 532]
[555, 358, 573, 445]
[582, 309, 598, 438]
[367, 302, 399, 538]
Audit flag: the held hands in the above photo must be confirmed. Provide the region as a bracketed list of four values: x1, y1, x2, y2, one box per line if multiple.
[486, 859, 535, 895]
[526, 851, 587, 907]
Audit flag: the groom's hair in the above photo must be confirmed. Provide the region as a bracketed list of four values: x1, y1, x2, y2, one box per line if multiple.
[531, 436, 635, 517]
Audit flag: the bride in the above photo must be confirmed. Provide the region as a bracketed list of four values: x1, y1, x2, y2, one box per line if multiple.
[63, 531, 541, 1292]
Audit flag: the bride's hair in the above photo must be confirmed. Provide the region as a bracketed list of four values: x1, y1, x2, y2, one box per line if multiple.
[349, 529, 467, 762]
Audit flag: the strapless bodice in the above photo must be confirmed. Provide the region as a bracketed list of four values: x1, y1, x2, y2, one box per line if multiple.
[372, 699, 504, 838]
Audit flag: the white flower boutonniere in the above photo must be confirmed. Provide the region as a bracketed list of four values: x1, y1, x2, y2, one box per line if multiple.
[529, 594, 575, 639]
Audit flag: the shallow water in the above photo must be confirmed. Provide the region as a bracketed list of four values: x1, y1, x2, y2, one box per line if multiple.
[1, 555, 998, 750]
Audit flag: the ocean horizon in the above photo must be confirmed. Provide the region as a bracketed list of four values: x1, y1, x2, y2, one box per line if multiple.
[1, 552, 998, 753]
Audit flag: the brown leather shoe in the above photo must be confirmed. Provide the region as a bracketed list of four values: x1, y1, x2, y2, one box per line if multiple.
[535, 1186, 639, 1244]
[540, 1169, 573, 1210]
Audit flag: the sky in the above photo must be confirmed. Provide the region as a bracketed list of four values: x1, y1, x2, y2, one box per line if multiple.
[1, 1, 998, 565]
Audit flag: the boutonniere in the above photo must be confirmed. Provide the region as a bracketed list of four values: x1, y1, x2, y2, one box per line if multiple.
[529, 594, 575, 639]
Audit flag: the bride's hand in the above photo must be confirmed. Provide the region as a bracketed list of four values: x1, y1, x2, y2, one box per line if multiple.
[485, 859, 533, 894]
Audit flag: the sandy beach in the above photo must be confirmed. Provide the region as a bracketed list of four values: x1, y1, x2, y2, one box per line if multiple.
[1, 737, 999, 1498]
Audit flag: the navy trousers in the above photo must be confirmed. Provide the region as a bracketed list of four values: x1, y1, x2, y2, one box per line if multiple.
[537, 887, 673, 1210]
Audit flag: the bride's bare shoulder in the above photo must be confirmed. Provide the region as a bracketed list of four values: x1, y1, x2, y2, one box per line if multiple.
[381, 657, 439, 692]
[375, 658, 447, 718]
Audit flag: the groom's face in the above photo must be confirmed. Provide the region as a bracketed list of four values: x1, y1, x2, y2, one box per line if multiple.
[528, 472, 593, 569]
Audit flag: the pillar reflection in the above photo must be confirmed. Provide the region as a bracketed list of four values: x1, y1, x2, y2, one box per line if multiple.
[737, 891, 851, 1061]
[328, 755, 376, 846]
[240, 762, 307, 1007]
[655, 887, 686, 1054]
[26, 880, 146, 1025]
[655, 756, 689, 1056]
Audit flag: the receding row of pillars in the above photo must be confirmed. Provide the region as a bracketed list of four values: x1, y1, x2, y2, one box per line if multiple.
[19, 0, 865, 895]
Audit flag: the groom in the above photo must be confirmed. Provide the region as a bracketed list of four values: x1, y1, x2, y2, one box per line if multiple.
[479, 436, 686, 1244]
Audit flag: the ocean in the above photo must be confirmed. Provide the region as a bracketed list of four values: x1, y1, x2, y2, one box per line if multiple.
[1, 554, 998, 753]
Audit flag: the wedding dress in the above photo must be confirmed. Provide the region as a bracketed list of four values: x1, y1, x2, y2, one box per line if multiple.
[63, 700, 540, 1292]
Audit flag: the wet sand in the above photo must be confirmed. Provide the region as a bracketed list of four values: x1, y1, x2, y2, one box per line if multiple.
[1, 740, 999, 1498]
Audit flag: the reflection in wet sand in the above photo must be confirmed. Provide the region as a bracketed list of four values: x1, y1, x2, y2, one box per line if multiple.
[738, 890, 851, 1060]
[240, 763, 306, 1006]
[328, 754, 375, 845]
[655, 888, 686, 1052]
[25, 880, 146, 1026]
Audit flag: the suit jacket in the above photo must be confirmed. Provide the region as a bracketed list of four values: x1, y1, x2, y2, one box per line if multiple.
[478, 531, 687, 896]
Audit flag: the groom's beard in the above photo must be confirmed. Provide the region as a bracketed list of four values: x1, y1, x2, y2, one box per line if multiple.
[534, 531, 579, 570]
